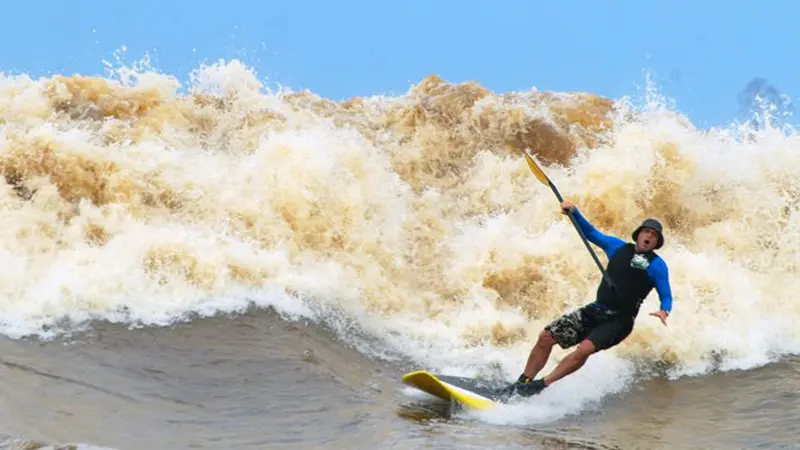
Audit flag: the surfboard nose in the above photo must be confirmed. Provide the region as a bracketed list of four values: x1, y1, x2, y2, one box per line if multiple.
[401, 370, 500, 410]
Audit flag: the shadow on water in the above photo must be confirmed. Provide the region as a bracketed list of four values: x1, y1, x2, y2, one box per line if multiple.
[394, 397, 622, 450]
[395, 401, 452, 423]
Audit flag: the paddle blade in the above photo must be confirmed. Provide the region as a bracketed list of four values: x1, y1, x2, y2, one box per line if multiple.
[524, 150, 550, 186]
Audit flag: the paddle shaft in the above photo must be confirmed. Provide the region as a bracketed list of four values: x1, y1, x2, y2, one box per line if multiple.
[544, 180, 617, 292]
[523, 150, 619, 294]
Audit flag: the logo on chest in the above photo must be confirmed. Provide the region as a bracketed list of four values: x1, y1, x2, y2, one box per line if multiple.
[630, 253, 650, 270]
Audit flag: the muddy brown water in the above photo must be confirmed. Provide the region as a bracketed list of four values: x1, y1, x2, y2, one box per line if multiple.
[0, 311, 797, 450]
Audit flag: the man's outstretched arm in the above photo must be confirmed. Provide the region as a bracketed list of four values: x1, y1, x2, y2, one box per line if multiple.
[647, 257, 673, 324]
[568, 206, 625, 258]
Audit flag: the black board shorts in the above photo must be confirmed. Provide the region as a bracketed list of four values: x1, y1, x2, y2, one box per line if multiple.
[544, 303, 634, 351]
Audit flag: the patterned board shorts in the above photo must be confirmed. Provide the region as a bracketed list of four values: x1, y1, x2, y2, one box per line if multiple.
[544, 303, 634, 351]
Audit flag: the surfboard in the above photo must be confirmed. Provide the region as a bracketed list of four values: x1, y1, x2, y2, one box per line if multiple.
[401, 370, 509, 410]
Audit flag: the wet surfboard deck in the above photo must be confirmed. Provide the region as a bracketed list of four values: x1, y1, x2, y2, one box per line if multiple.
[401, 370, 510, 410]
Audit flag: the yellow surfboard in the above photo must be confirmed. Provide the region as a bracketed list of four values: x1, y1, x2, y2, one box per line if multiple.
[401, 370, 507, 410]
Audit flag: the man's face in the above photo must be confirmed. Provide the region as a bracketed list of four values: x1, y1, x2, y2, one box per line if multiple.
[636, 227, 659, 252]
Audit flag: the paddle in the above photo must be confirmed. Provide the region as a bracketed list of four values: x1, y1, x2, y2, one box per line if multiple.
[522, 149, 618, 293]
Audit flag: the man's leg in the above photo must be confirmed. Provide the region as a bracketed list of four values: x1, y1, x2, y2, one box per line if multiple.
[542, 338, 596, 385]
[522, 330, 557, 379]
[504, 307, 589, 397]
[542, 317, 633, 386]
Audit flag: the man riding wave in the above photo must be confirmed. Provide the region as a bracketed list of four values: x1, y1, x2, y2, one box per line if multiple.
[502, 200, 674, 397]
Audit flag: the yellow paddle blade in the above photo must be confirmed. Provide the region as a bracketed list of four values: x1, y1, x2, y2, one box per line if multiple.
[524, 150, 550, 186]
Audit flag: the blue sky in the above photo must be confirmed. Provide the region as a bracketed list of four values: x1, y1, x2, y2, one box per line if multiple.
[2, 0, 798, 128]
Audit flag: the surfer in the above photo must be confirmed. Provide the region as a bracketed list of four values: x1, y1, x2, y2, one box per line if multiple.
[505, 200, 673, 397]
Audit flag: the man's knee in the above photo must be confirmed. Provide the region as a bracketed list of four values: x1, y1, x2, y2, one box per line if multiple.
[575, 339, 597, 356]
[536, 329, 556, 348]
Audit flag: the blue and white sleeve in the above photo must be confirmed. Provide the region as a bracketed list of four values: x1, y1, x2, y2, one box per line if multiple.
[571, 208, 626, 258]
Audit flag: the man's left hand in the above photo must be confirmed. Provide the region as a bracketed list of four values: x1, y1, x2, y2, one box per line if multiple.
[649, 310, 668, 326]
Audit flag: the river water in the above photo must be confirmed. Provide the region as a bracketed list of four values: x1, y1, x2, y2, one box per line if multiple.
[0, 310, 798, 449]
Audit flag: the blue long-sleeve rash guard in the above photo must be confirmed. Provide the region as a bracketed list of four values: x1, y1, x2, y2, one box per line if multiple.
[571, 208, 673, 313]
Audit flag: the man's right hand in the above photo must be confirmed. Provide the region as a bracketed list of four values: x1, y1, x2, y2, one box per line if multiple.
[560, 200, 576, 215]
